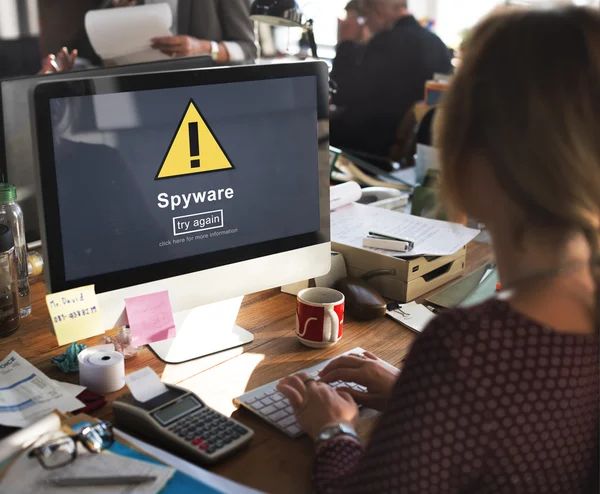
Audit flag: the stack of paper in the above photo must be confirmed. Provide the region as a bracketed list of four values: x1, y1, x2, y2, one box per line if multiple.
[331, 202, 479, 258]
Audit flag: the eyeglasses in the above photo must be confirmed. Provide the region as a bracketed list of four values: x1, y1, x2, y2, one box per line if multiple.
[28, 421, 115, 470]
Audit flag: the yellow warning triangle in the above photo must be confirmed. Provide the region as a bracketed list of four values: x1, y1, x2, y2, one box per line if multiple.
[155, 99, 234, 180]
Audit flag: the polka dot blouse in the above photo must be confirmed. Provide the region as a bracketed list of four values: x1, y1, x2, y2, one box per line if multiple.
[314, 299, 599, 493]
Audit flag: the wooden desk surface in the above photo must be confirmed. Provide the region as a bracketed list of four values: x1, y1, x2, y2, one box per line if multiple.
[2, 242, 492, 494]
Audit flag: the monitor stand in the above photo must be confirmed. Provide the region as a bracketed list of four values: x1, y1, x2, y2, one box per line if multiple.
[148, 297, 254, 364]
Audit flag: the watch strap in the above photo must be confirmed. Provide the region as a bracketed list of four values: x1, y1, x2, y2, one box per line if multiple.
[315, 422, 359, 445]
[210, 41, 219, 60]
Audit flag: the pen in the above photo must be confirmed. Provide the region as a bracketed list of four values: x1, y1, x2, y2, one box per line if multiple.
[46, 475, 157, 487]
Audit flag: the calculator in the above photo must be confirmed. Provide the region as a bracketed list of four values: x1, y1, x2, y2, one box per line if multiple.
[112, 383, 253, 464]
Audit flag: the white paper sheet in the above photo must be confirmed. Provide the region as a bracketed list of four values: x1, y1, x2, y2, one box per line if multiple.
[125, 367, 169, 403]
[117, 430, 265, 494]
[2, 445, 174, 494]
[330, 181, 362, 211]
[0, 351, 84, 428]
[0, 413, 61, 464]
[53, 380, 86, 397]
[386, 302, 436, 333]
[85, 3, 172, 64]
[331, 203, 480, 258]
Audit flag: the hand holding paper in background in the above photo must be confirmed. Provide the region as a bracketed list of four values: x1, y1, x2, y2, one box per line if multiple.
[126, 291, 176, 346]
[85, 3, 173, 65]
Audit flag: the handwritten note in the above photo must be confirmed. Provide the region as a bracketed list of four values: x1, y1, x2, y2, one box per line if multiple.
[125, 291, 176, 346]
[46, 285, 104, 346]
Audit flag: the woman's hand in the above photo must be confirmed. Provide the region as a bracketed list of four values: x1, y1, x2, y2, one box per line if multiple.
[318, 352, 400, 411]
[276, 372, 358, 439]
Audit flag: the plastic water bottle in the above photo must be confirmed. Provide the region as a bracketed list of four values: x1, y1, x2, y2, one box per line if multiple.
[0, 184, 30, 317]
[0, 224, 20, 337]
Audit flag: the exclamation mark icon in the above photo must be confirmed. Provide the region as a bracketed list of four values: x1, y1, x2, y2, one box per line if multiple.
[189, 122, 200, 168]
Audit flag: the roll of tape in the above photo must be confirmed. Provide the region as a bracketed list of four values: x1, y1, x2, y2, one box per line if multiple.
[78, 344, 125, 394]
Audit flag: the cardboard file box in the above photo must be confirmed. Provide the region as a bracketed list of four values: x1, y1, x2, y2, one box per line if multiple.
[331, 243, 466, 303]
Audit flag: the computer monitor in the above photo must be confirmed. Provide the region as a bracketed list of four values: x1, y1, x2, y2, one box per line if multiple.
[0, 55, 216, 244]
[32, 61, 331, 363]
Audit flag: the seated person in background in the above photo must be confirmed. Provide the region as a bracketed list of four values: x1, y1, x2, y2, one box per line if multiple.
[279, 6, 599, 493]
[39, 47, 78, 74]
[330, 0, 451, 159]
[0, 44, 77, 79]
[74, 0, 256, 65]
[340, 1, 371, 43]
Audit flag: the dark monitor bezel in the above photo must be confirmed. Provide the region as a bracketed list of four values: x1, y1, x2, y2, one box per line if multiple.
[33, 61, 330, 295]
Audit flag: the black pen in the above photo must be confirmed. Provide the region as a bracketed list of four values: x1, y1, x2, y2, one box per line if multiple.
[46, 475, 157, 487]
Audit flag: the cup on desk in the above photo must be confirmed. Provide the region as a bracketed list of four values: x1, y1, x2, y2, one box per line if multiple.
[296, 288, 344, 348]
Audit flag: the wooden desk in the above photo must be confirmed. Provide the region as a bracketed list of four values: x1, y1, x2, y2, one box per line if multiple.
[3, 242, 492, 494]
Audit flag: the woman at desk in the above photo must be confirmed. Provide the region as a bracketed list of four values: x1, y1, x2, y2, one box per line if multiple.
[278, 6, 599, 494]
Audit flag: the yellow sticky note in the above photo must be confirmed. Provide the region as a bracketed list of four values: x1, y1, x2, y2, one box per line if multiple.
[46, 285, 104, 346]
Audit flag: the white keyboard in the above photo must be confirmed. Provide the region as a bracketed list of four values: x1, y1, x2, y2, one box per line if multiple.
[233, 347, 395, 438]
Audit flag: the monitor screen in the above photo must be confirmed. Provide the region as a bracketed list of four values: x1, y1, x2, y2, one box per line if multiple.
[0, 56, 217, 243]
[35, 64, 328, 293]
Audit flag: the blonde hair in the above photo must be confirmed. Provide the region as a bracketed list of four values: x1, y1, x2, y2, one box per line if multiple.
[436, 7, 600, 323]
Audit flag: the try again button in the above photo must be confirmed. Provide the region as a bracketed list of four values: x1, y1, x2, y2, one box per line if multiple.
[173, 209, 224, 236]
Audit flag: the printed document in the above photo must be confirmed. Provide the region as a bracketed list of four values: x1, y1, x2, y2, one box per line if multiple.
[0, 351, 84, 428]
[85, 3, 172, 65]
[331, 203, 479, 257]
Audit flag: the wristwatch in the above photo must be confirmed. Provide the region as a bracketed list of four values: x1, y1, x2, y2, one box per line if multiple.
[210, 41, 220, 61]
[315, 422, 360, 445]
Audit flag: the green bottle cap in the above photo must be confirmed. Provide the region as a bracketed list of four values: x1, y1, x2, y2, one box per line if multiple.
[0, 184, 16, 203]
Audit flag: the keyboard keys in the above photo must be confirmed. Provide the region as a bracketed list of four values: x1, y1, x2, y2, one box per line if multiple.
[279, 415, 296, 428]
[261, 405, 277, 415]
[269, 410, 289, 422]
[235, 348, 390, 439]
[287, 425, 301, 436]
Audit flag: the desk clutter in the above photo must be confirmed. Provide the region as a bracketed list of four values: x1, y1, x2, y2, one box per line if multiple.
[0, 411, 259, 493]
[284, 182, 479, 307]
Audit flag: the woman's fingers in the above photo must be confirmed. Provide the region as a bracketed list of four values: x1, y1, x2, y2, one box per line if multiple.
[277, 383, 303, 410]
[363, 351, 379, 360]
[319, 367, 364, 385]
[319, 355, 366, 377]
[336, 386, 381, 409]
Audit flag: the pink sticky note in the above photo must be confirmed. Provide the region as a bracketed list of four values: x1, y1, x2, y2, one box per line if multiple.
[125, 291, 176, 346]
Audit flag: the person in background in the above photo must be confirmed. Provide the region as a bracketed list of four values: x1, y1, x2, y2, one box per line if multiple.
[330, 0, 451, 159]
[0, 45, 77, 79]
[73, 0, 256, 65]
[135, 0, 256, 62]
[278, 6, 599, 493]
[340, 0, 371, 43]
[39, 47, 78, 74]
